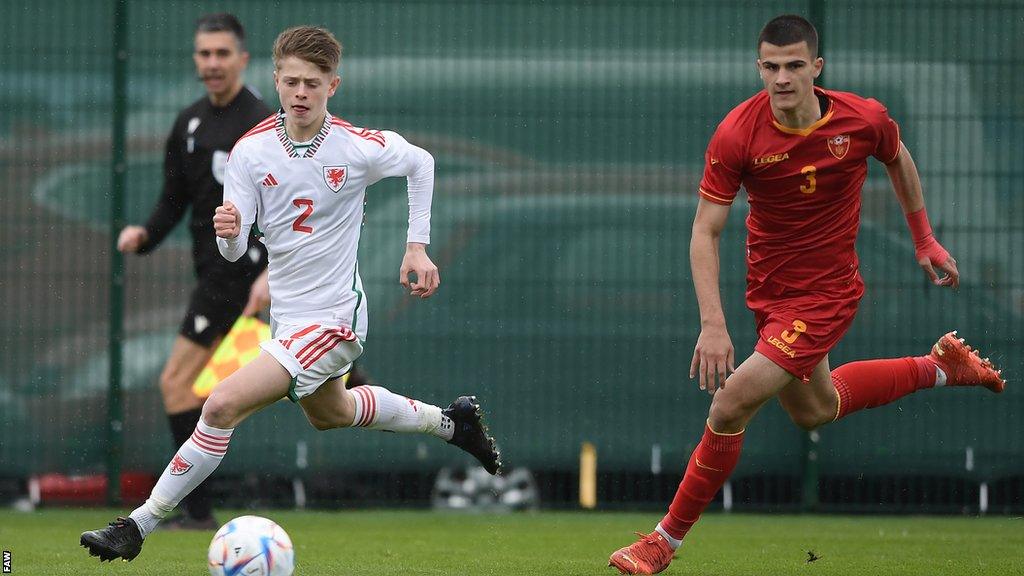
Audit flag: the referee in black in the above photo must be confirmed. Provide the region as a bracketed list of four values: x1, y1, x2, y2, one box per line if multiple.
[116, 13, 270, 530]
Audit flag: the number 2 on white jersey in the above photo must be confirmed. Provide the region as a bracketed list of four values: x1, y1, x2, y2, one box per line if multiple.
[292, 198, 314, 234]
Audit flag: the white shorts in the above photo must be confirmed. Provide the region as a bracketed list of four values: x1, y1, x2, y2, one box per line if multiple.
[261, 321, 364, 401]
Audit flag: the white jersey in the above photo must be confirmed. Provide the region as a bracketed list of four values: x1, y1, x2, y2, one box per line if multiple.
[218, 110, 434, 339]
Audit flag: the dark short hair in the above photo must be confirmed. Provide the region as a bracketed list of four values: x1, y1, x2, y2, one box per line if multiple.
[195, 13, 246, 51]
[758, 14, 818, 57]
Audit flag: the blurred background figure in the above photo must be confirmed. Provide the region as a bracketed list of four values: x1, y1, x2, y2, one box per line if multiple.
[115, 12, 271, 530]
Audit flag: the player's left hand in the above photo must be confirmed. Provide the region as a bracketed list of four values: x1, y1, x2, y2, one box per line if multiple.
[916, 238, 958, 289]
[400, 243, 440, 298]
[243, 269, 271, 316]
[921, 254, 959, 289]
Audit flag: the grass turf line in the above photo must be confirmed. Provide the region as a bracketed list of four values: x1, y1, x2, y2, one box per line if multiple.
[0, 509, 1021, 575]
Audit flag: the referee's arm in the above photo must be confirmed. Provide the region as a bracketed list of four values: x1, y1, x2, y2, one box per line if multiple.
[138, 120, 189, 253]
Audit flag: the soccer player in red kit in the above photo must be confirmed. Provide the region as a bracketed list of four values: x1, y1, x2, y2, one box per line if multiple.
[608, 14, 1005, 575]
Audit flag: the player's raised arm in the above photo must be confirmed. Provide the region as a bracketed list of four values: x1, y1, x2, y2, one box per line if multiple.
[884, 142, 959, 288]
[371, 130, 439, 298]
[690, 198, 736, 394]
[215, 148, 255, 261]
[213, 201, 242, 237]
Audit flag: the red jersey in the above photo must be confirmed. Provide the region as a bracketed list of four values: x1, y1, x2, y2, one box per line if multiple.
[698, 87, 901, 294]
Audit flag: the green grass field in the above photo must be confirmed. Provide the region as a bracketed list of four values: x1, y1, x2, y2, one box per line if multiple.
[1, 509, 1021, 575]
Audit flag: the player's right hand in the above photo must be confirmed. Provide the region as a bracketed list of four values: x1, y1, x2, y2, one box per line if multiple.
[690, 325, 736, 395]
[213, 201, 241, 239]
[116, 225, 148, 253]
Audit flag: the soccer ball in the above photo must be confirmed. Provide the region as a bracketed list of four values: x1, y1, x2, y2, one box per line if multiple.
[207, 515, 294, 576]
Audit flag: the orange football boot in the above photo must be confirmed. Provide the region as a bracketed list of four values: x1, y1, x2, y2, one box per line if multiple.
[929, 331, 1005, 393]
[608, 531, 675, 575]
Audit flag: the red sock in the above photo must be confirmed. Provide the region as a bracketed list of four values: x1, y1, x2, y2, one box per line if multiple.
[659, 423, 744, 541]
[833, 356, 937, 420]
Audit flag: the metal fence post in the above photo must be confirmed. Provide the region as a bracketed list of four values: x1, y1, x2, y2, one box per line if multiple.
[107, 0, 129, 506]
[800, 0, 827, 513]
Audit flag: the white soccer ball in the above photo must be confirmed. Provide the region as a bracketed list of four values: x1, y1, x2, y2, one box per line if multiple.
[207, 515, 294, 576]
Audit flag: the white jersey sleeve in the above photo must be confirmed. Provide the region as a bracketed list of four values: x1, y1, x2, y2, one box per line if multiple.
[368, 131, 434, 244]
[217, 145, 256, 261]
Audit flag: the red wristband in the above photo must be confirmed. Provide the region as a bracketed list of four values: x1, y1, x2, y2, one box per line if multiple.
[905, 208, 949, 266]
[904, 208, 933, 242]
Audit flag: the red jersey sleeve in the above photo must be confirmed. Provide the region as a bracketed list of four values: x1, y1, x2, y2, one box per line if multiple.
[698, 118, 746, 205]
[865, 98, 901, 164]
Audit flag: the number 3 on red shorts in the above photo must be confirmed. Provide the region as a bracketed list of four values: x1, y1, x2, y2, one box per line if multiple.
[781, 320, 807, 344]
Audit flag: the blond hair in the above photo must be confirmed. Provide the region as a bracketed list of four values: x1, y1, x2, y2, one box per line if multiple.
[272, 26, 342, 73]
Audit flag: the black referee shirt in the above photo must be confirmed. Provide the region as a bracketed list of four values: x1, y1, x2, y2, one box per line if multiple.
[139, 85, 271, 277]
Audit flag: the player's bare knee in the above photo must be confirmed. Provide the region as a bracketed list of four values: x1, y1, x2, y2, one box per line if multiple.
[788, 405, 833, 431]
[795, 415, 819, 431]
[201, 391, 239, 428]
[708, 395, 752, 432]
[789, 411, 820, 431]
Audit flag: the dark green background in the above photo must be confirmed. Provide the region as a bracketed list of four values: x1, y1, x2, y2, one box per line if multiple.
[0, 1, 1020, 490]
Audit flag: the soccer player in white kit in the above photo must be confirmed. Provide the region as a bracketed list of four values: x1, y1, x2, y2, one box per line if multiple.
[81, 26, 501, 563]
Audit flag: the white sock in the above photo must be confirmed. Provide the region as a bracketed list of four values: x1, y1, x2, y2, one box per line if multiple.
[129, 418, 233, 537]
[655, 523, 682, 550]
[350, 385, 454, 441]
[934, 366, 947, 387]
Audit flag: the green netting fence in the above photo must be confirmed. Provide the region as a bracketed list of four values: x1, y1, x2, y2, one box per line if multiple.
[0, 0, 1020, 509]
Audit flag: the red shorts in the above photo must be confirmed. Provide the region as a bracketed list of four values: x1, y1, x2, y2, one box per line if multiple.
[747, 279, 864, 381]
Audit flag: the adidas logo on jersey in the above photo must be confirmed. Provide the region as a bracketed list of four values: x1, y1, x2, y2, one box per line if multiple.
[262, 173, 279, 187]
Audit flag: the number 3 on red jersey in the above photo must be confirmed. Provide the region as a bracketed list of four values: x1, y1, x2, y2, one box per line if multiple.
[292, 198, 314, 233]
[800, 165, 816, 194]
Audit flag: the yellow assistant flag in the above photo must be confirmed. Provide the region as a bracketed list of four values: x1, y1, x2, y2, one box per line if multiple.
[192, 316, 272, 398]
